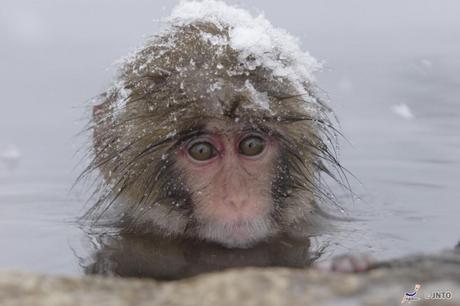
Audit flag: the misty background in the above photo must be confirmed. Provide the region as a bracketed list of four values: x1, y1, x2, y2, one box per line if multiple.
[0, 0, 459, 275]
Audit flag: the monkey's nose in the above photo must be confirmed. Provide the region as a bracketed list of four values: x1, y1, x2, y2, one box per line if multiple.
[223, 195, 248, 210]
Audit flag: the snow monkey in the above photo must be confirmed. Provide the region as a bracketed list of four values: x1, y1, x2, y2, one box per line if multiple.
[82, 1, 345, 249]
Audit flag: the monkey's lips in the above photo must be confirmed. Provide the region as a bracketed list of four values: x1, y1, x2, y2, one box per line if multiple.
[193, 197, 276, 248]
[196, 215, 274, 248]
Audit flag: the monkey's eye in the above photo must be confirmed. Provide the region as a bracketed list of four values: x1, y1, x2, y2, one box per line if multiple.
[187, 142, 216, 161]
[239, 136, 265, 157]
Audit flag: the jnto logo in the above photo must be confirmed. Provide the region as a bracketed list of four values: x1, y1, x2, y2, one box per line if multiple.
[401, 284, 421, 304]
[401, 284, 453, 303]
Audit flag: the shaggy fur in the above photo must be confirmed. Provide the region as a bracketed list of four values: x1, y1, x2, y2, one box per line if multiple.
[80, 22, 345, 247]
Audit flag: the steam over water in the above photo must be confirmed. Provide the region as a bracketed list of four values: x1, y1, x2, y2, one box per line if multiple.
[0, 0, 459, 276]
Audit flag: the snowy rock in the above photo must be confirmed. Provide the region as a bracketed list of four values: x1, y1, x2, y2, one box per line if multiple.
[1, 247, 460, 306]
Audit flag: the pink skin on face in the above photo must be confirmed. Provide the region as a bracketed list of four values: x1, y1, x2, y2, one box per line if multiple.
[175, 122, 279, 245]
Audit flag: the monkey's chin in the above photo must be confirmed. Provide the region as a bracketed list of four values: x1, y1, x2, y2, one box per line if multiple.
[196, 216, 275, 249]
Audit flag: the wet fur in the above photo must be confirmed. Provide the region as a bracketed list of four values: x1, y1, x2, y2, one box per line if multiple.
[80, 22, 345, 246]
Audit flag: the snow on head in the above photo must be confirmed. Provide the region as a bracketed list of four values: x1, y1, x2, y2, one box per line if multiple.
[244, 79, 270, 111]
[170, 0, 321, 90]
[107, 0, 327, 118]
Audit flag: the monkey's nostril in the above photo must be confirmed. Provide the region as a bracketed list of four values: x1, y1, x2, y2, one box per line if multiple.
[226, 199, 247, 210]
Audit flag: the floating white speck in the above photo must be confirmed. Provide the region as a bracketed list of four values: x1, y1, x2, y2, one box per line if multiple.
[420, 59, 432, 69]
[1, 144, 22, 170]
[391, 103, 415, 120]
[1, 145, 21, 160]
[415, 58, 433, 76]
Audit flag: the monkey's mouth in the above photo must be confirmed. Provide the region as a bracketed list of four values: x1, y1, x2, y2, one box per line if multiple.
[196, 216, 274, 248]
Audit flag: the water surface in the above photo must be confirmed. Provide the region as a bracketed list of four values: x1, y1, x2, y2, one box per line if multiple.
[0, 0, 459, 277]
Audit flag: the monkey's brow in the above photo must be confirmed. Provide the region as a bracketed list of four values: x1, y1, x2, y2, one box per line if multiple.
[172, 123, 274, 143]
[237, 125, 271, 135]
[173, 128, 207, 144]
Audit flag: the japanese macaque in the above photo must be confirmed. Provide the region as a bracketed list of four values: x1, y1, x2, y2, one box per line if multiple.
[82, 3, 345, 250]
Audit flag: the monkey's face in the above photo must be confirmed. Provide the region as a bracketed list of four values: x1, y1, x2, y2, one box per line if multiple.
[176, 120, 279, 247]
[87, 21, 339, 250]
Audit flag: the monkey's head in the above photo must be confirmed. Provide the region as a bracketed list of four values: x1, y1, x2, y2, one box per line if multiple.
[84, 4, 342, 248]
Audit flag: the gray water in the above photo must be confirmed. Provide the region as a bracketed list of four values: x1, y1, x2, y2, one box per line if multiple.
[0, 0, 459, 276]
